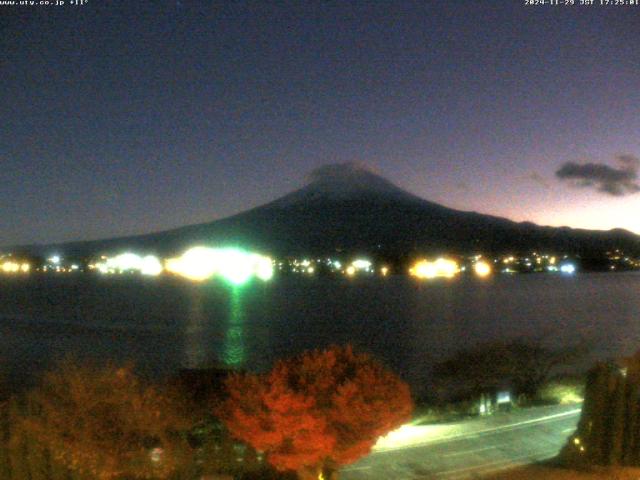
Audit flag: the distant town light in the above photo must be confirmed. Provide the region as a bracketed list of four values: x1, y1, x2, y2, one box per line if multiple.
[352, 259, 372, 270]
[92, 252, 163, 276]
[166, 247, 220, 281]
[255, 256, 274, 281]
[166, 246, 273, 284]
[217, 249, 256, 285]
[97, 263, 110, 274]
[411, 260, 437, 279]
[410, 258, 459, 279]
[474, 260, 492, 278]
[110, 253, 143, 272]
[0, 261, 30, 274]
[140, 255, 163, 276]
[1, 261, 20, 273]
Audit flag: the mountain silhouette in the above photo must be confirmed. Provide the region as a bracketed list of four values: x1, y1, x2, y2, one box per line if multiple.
[15, 163, 640, 261]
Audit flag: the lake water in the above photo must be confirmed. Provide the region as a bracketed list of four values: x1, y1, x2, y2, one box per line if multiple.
[1, 273, 639, 397]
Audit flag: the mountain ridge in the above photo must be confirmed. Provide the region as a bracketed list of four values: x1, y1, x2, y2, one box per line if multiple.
[7, 163, 640, 260]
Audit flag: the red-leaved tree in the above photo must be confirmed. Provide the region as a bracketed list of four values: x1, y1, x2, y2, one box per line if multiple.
[219, 345, 413, 480]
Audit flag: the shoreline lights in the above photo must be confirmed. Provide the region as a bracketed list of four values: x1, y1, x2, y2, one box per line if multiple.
[165, 246, 274, 284]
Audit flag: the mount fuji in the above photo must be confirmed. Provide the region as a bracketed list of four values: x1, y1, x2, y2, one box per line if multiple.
[16, 163, 640, 260]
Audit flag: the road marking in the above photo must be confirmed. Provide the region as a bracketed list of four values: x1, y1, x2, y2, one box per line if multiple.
[562, 427, 576, 433]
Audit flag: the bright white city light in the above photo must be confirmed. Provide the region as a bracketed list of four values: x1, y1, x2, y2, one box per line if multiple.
[560, 263, 576, 275]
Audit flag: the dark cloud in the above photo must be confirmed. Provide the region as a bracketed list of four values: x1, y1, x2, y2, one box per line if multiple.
[555, 155, 640, 196]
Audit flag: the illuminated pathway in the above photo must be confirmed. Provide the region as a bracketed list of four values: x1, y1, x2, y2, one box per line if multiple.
[342, 404, 581, 479]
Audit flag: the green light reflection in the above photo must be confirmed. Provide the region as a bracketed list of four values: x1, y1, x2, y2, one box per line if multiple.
[221, 286, 246, 367]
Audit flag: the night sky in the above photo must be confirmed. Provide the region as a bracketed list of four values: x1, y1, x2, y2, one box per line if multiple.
[2, 0, 639, 246]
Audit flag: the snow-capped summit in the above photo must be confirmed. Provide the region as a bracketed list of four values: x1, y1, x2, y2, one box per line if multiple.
[267, 162, 425, 208]
[307, 163, 402, 196]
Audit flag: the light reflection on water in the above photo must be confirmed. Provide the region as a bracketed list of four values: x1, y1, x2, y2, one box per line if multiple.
[183, 285, 247, 369]
[0, 273, 639, 395]
[222, 287, 246, 367]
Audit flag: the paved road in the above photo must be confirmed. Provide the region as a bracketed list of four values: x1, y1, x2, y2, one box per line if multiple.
[341, 404, 581, 480]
